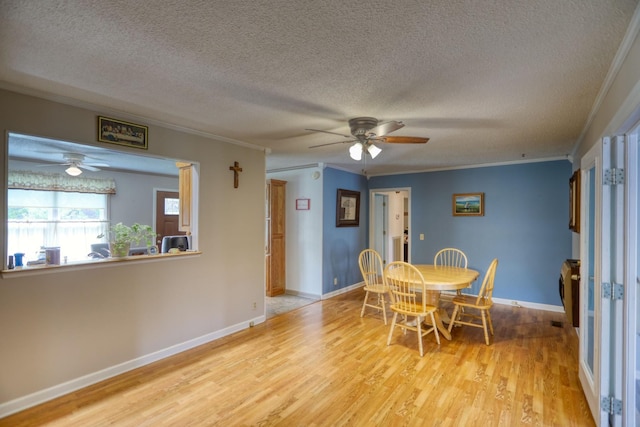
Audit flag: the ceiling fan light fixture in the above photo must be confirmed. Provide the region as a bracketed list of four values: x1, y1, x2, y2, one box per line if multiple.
[349, 142, 363, 161]
[367, 144, 382, 159]
[65, 164, 82, 176]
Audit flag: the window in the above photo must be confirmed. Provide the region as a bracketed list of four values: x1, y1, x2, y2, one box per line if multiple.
[164, 197, 179, 215]
[8, 189, 109, 263]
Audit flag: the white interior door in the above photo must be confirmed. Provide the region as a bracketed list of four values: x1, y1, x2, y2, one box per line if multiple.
[580, 140, 607, 425]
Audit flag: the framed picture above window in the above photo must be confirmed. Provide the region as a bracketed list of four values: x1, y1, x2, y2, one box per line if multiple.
[98, 116, 148, 149]
[452, 193, 484, 216]
[336, 189, 360, 227]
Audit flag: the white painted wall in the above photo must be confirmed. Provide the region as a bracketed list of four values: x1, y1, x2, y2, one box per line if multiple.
[267, 166, 323, 298]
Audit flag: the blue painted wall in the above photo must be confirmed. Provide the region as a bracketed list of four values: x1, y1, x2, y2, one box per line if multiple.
[323, 167, 368, 294]
[368, 160, 572, 306]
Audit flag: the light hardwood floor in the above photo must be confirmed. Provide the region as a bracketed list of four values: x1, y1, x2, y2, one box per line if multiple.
[1, 289, 594, 426]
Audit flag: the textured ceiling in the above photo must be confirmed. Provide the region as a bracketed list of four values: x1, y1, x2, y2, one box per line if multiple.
[1, 0, 638, 175]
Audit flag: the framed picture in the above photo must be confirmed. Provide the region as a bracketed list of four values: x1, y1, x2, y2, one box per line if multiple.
[98, 116, 148, 149]
[569, 169, 580, 232]
[452, 193, 484, 216]
[296, 198, 310, 210]
[336, 189, 360, 227]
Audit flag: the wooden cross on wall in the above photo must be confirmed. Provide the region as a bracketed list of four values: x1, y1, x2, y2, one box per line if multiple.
[229, 161, 243, 188]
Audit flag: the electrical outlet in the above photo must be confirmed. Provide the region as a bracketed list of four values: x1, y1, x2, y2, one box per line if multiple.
[252, 302, 257, 310]
[333, 277, 338, 285]
[419, 233, 425, 240]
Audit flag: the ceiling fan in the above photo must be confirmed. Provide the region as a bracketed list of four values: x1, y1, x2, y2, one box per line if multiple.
[39, 153, 109, 176]
[307, 117, 429, 160]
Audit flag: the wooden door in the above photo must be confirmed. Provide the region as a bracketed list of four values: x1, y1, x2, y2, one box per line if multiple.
[266, 179, 286, 296]
[156, 190, 186, 249]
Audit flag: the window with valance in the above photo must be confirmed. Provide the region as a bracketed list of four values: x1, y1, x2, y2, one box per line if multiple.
[7, 171, 116, 263]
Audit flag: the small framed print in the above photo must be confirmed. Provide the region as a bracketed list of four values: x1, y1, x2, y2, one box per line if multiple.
[98, 116, 148, 149]
[296, 198, 310, 210]
[336, 189, 360, 227]
[452, 193, 484, 216]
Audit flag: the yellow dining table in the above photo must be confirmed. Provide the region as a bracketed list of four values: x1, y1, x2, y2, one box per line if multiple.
[410, 264, 479, 340]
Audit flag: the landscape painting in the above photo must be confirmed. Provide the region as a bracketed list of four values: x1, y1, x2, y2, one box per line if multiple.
[452, 193, 484, 216]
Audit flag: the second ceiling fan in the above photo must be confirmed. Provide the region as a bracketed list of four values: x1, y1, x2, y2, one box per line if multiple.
[307, 117, 429, 160]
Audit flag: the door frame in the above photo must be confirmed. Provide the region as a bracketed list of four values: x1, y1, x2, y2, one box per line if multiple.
[372, 193, 388, 263]
[623, 127, 638, 426]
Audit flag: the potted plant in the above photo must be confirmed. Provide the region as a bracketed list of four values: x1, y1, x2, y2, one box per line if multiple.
[98, 223, 158, 257]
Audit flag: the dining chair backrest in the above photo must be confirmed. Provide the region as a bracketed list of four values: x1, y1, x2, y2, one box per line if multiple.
[384, 261, 427, 314]
[359, 249, 385, 287]
[475, 258, 499, 306]
[434, 248, 468, 268]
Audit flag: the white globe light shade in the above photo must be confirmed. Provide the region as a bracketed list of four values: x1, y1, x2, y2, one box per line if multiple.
[349, 142, 363, 161]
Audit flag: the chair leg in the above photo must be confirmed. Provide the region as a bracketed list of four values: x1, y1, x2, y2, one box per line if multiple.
[416, 316, 424, 357]
[379, 294, 388, 325]
[360, 291, 370, 318]
[481, 310, 490, 345]
[486, 309, 494, 336]
[387, 312, 398, 347]
[430, 312, 440, 345]
[447, 305, 459, 333]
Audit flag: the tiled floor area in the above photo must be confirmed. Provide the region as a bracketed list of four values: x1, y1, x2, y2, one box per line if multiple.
[265, 294, 319, 318]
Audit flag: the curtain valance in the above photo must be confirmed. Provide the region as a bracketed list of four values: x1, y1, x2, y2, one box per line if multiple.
[8, 170, 117, 194]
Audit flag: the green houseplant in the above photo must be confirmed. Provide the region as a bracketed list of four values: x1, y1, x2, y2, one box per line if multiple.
[99, 223, 158, 257]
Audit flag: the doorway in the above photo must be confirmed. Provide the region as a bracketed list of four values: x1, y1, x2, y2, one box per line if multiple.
[370, 188, 410, 266]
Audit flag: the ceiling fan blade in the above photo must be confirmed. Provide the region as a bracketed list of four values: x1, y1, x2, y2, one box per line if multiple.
[382, 136, 429, 144]
[366, 120, 404, 137]
[309, 139, 356, 149]
[78, 164, 100, 171]
[305, 128, 352, 139]
[36, 163, 67, 167]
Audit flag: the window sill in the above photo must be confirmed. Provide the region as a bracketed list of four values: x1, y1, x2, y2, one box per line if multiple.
[1, 251, 202, 279]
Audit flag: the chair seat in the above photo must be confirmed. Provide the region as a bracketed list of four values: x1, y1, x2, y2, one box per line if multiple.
[390, 302, 437, 316]
[364, 283, 388, 293]
[451, 295, 492, 309]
